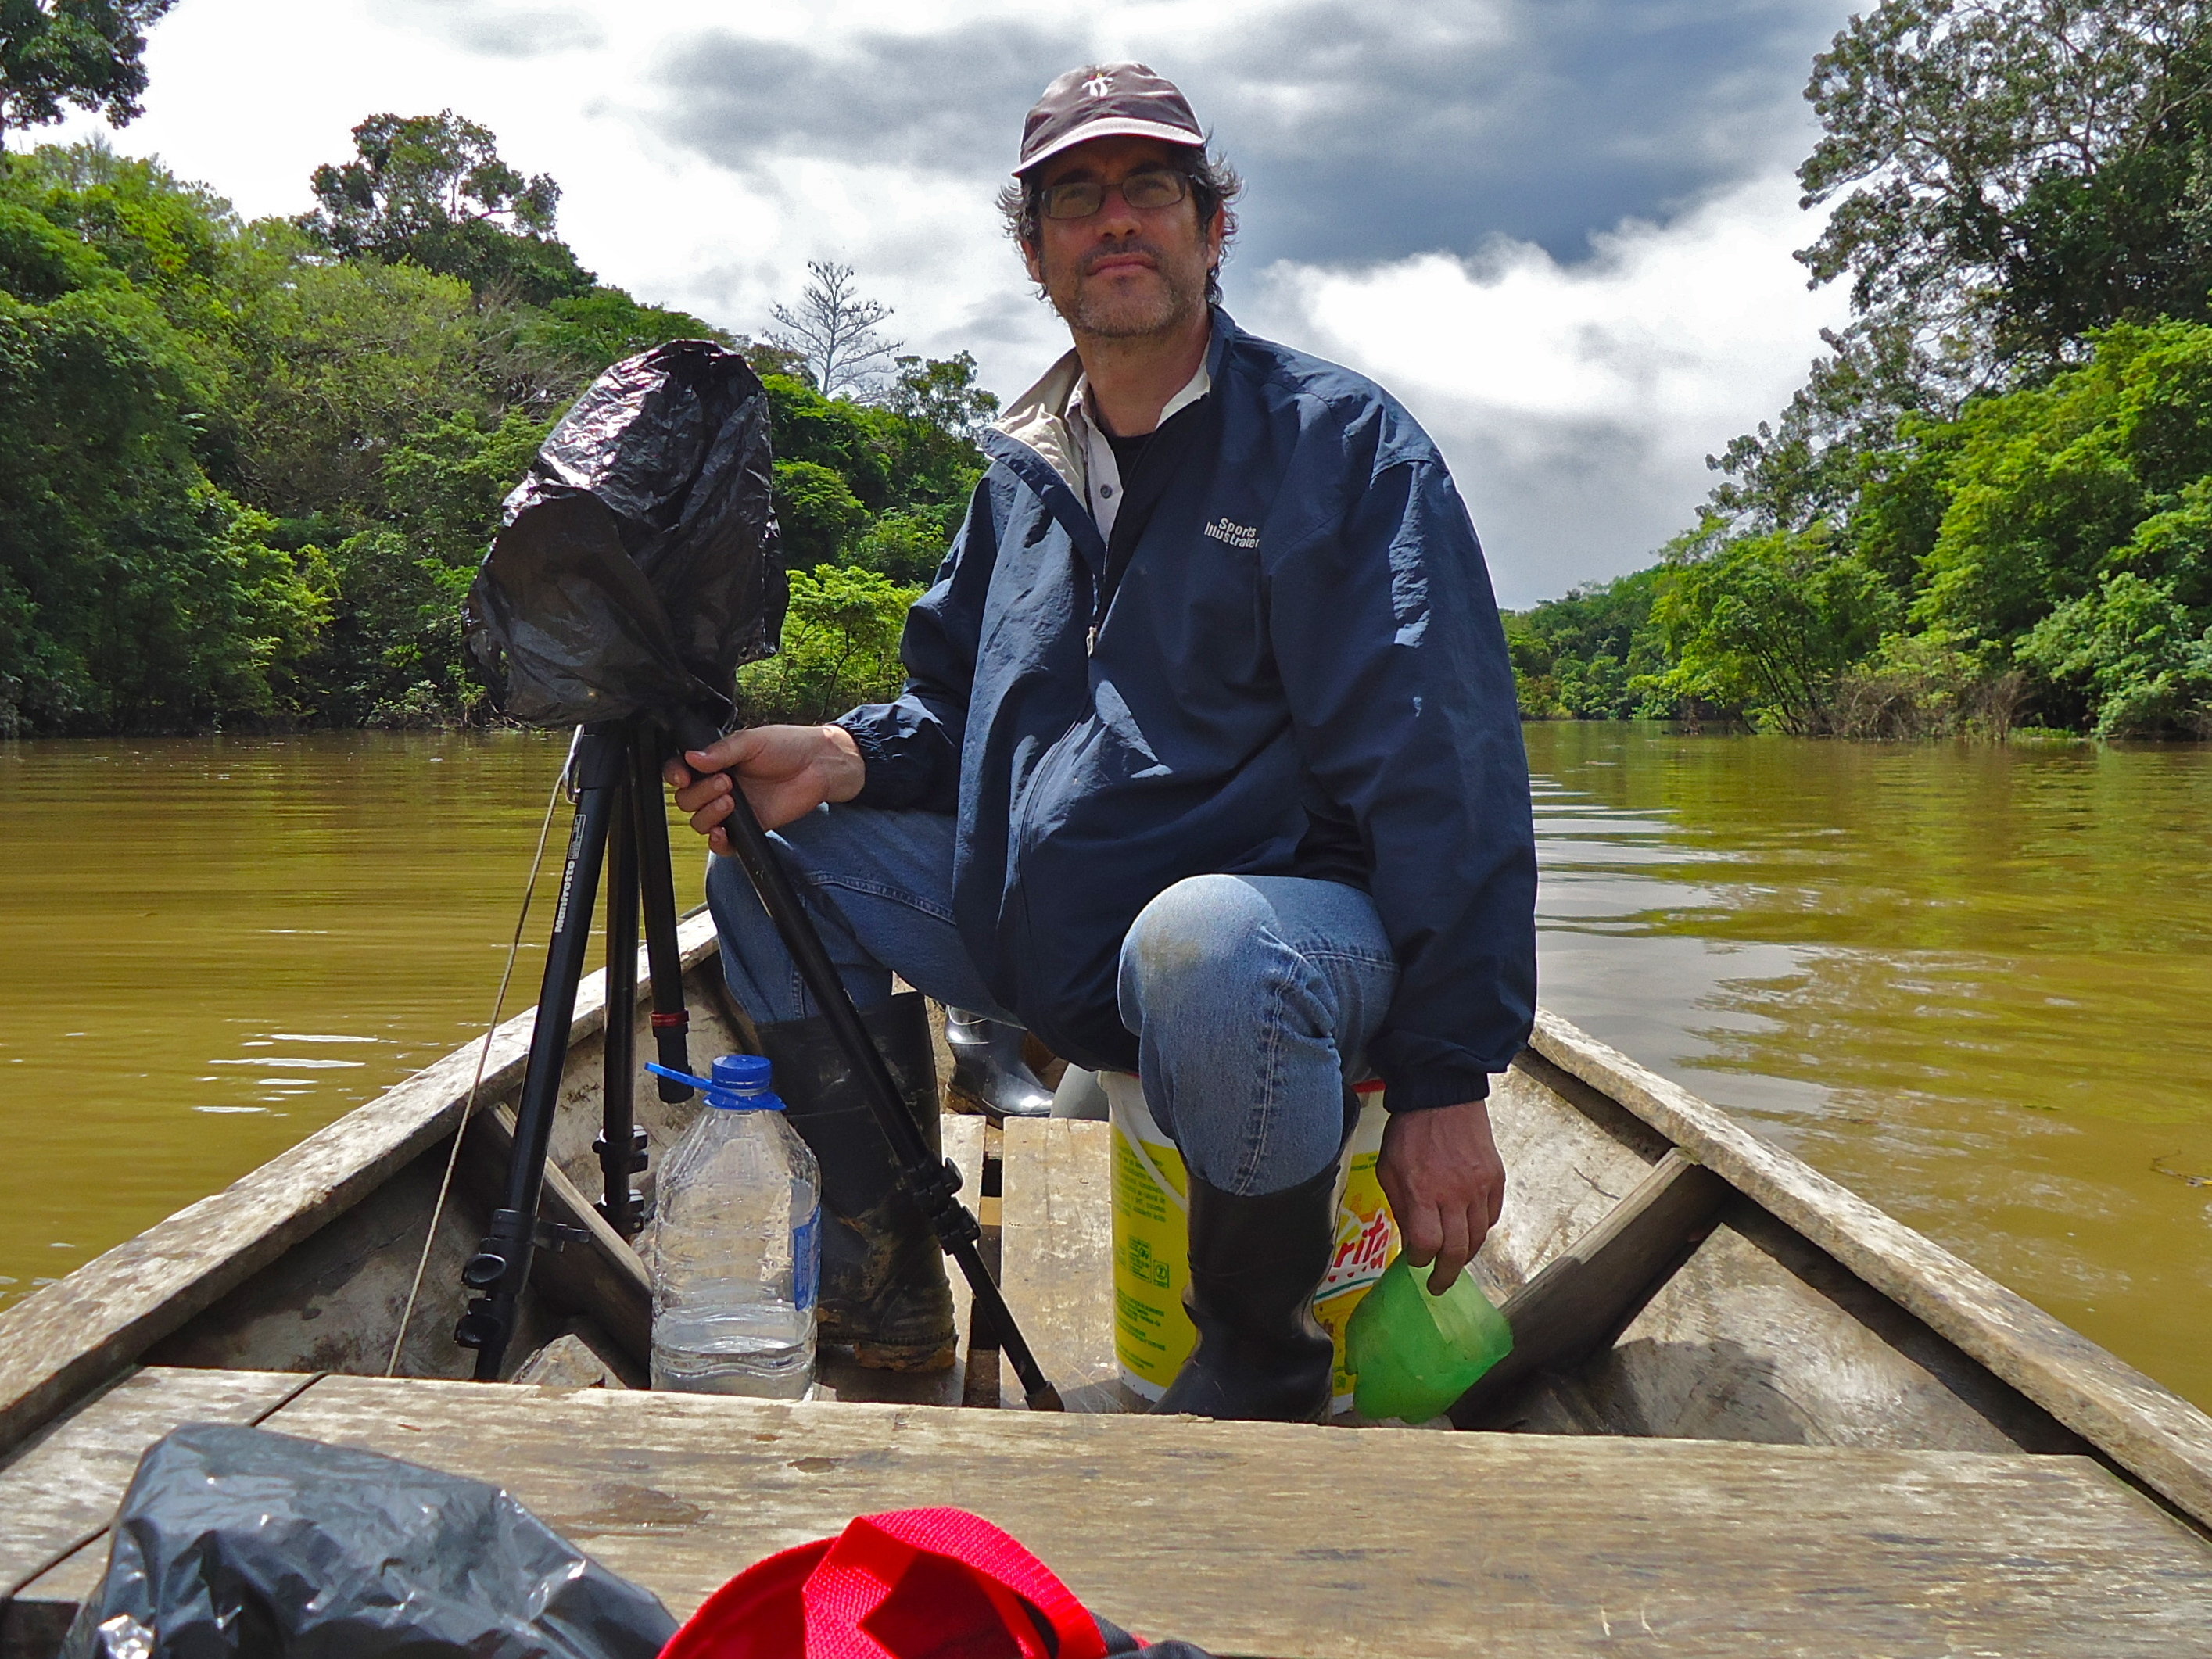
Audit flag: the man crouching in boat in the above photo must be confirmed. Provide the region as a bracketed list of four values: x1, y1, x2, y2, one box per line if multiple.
[667, 63, 1537, 1421]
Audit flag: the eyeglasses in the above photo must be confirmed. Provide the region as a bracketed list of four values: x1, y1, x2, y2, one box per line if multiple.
[1037, 167, 1190, 221]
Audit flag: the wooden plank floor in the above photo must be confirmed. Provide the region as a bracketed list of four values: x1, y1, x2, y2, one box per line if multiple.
[996, 1118, 1138, 1411]
[0, 1369, 314, 1600]
[4, 1367, 2210, 1658]
[0, 1367, 321, 1657]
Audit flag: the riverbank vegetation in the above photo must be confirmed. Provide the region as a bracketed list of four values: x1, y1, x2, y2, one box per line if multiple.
[0, 99, 972, 733]
[1511, 2, 2212, 740]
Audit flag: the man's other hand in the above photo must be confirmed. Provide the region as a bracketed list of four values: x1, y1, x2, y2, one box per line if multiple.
[663, 724, 866, 851]
[1377, 1097, 1507, 1294]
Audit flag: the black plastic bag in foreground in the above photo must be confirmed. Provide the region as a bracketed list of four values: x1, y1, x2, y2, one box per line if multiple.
[465, 339, 784, 729]
[62, 1422, 677, 1659]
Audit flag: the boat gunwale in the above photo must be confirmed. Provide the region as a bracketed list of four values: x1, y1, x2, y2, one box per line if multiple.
[0, 914, 722, 1459]
[6, 969, 2208, 1539]
[1526, 1009, 2212, 1533]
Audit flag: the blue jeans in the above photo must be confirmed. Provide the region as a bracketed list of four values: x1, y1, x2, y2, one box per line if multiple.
[704, 806, 1397, 1195]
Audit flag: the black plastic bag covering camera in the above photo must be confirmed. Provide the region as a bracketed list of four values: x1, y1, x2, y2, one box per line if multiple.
[62, 1423, 677, 1659]
[464, 339, 785, 729]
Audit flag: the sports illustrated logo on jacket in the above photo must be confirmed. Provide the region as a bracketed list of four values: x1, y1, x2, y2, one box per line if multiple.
[1203, 517, 1259, 549]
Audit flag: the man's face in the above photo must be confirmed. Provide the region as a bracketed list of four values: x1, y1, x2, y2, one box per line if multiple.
[1023, 136, 1224, 340]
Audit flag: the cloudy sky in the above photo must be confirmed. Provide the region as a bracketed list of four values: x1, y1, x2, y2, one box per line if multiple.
[55, 0, 1860, 606]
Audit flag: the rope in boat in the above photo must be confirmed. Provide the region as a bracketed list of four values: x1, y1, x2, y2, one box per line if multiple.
[384, 733, 578, 1378]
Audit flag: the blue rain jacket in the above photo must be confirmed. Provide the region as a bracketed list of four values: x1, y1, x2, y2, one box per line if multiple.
[837, 310, 1536, 1109]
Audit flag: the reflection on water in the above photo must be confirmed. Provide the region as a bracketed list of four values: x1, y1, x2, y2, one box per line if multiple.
[0, 732, 703, 1312]
[1526, 722, 2212, 1410]
[2, 726, 2206, 1414]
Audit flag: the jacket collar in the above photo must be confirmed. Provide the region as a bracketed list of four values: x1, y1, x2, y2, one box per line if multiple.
[992, 347, 1089, 497]
[991, 306, 1239, 498]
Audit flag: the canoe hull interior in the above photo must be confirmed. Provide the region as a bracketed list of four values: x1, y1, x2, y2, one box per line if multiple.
[5, 915, 2210, 1659]
[46, 977, 2180, 1471]
[145, 952, 749, 1386]
[2, 906, 2207, 1544]
[984, 1070, 2092, 1464]
[1468, 1055, 2088, 1457]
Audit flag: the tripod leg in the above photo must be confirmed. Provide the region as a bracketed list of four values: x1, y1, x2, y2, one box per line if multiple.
[631, 729, 695, 1099]
[455, 725, 626, 1380]
[597, 740, 647, 1238]
[669, 714, 1063, 1410]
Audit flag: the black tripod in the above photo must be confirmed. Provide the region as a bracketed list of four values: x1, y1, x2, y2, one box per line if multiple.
[454, 713, 1063, 1410]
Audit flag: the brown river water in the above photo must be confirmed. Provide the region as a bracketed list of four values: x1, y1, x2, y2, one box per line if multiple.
[2, 726, 2207, 1409]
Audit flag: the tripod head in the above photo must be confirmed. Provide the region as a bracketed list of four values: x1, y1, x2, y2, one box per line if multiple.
[464, 339, 783, 738]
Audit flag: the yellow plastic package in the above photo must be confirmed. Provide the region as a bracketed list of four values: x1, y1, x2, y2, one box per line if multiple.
[1106, 1074, 1397, 1410]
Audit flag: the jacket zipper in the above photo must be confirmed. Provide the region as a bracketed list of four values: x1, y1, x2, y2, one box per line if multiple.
[984, 432, 1113, 996]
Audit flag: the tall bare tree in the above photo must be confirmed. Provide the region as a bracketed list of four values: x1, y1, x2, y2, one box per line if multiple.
[770, 260, 902, 398]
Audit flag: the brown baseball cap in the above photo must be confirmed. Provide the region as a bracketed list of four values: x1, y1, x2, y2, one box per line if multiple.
[1015, 63, 1204, 176]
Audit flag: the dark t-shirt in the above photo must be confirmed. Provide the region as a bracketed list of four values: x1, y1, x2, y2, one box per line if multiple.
[1098, 403, 1370, 894]
[1102, 425, 1153, 479]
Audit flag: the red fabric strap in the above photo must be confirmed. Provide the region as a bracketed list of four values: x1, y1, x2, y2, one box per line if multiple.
[661, 1538, 830, 1659]
[658, 1507, 1110, 1659]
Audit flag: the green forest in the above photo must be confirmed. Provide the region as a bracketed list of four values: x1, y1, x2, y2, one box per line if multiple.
[8, 2, 2212, 741]
[0, 10, 981, 736]
[1511, 3, 2212, 739]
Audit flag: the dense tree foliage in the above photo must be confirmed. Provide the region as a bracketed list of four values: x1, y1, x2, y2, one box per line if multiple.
[1652, 530, 1896, 734]
[1803, 1, 2212, 385]
[1519, 320, 2212, 737]
[300, 111, 592, 306]
[1, 146, 322, 731]
[759, 351, 998, 586]
[0, 0, 174, 147]
[0, 113, 992, 735]
[1513, 0, 2212, 740]
[0, 131, 726, 733]
[735, 564, 920, 725]
[1504, 567, 1673, 720]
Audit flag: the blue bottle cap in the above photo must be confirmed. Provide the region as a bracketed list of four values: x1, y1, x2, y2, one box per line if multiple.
[705, 1052, 786, 1112]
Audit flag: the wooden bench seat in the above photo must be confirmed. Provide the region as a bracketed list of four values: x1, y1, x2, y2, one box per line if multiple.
[4, 1366, 2210, 1657]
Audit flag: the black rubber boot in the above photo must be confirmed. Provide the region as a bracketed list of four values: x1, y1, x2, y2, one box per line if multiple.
[945, 1008, 1055, 1119]
[1151, 1161, 1339, 1422]
[752, 992, 957, 1372]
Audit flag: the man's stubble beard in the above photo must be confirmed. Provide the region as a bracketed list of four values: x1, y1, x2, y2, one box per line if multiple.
[1051, 248, 1209, 341]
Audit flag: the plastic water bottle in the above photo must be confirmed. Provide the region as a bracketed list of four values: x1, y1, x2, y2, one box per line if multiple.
[1345, 1254, 1514, 1423]
[640, 1055, 821, 1398]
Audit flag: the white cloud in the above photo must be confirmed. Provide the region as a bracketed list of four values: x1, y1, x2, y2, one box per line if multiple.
[49, 0, 1073, 376]
[1246, 173, 1848, 606]
[45, 0, 1852, 605]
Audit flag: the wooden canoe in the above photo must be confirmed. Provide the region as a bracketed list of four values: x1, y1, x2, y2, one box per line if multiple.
[2, 912, 2209, 1657]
